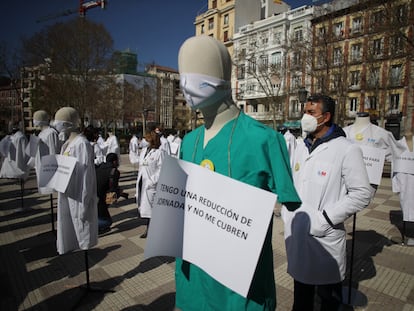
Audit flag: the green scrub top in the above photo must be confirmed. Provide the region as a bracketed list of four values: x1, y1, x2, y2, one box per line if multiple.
[175, 111, 301, 311]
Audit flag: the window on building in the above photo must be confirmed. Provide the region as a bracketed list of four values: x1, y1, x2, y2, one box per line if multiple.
[291, 99, 301, 114]
[292, 75, 301, 90]
[224, 14, 229, 26]
[394, 4, 407, 24]
[238, 64, 245, 79]
[201, 24, 205, 34]
[350, 97, 358, 111]
[259, 55, 268, 70]
[333, 47, 342, 65]
[350, 70, 360, 88]
[366, 96, 377, 110]
[390, 94, 400, 110]
[224, 31, 229, 42]
[370, 10, 383, 29]
[351, 43, 362, 61]
[292, 52, 301, 67]
[249, 57, 257, 73]
[318, 26, 326, 39]
[261, 31, 269, 45]
[271, 52, 282, 67]
[368, 67, 380, 87]
[273, 30, 281, 44]
[351, 17, 362, 33]
[334, 22, 344, 37]
[390, 35, 404, 55]
[316, 76, 324, 92]
[390, 64, 402, 86]
[294, 27, 303, 42]
[208, 18, 214, 30]
[211, 0, 217, 9]
[372, 38, 383, 56]
[332, 73, 341, 90]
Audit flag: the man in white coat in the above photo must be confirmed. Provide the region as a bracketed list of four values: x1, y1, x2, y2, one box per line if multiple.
[281, 94, 373, 310]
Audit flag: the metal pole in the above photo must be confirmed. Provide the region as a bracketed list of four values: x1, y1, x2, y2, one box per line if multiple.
[348, 213, 357, 304]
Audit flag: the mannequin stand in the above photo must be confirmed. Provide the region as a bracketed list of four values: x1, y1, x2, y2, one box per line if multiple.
[342, 214, 367, 307]
[71, 250, 114, 310]
[50, 194, 55, 234]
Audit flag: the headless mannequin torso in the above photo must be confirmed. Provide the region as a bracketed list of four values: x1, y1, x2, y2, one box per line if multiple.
[352, 112, 371, 133]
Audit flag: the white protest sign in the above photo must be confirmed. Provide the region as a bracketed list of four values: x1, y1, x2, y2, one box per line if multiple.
[144, 156, 277, 298]
[393, 151, 414, 175]
[26, 134, 40, 157]
[39, 154, 77, 193]
[359, 145, 386, 185]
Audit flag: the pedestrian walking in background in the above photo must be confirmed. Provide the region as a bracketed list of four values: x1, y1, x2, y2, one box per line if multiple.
[135, 130, 165, 238]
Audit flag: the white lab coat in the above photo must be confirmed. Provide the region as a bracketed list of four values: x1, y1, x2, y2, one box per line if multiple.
[343, 123, 406, 161]
[135, 147, 164, 218]
[56, 134, 98, 254]
[282, 136, 373, 284]
[35, 127, 61, 194]
[283, 130, 297, 169]
[128, 135, 140, 164]
[0, 131, 29, 179]
[159, 135, 171, 156]
[392, 138, 413, 221]
[104, 134, 120, 157]
[167, 134, 182, 158]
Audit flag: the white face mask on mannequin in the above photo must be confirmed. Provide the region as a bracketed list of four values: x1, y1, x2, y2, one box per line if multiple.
[53, 120, 74, 133]
[180, 73, 232, 109]
[301, 113, 324, 134]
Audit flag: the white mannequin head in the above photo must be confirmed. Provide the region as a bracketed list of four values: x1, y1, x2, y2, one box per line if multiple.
[178, 35, 233, 110]
[53, 107, 80, 134]
[33, 110, 50, 128]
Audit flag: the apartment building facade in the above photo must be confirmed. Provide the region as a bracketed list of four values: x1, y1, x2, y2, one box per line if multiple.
[311, 0, 414, 136]
[232, 5, 314, 129]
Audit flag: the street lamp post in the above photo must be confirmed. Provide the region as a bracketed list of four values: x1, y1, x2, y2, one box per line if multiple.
[298, 86, 308, 111]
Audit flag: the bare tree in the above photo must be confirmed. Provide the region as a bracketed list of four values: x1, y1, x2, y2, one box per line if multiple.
[21, 17, 114, 126]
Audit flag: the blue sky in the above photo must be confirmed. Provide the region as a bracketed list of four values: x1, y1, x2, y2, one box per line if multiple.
[1, 0, 314, 71]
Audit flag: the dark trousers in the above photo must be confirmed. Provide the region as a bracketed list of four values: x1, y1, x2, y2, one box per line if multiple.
[292, 280, 342, 311]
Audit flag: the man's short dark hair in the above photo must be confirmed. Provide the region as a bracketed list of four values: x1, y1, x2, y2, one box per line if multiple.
[106, 153, 118, 163]
[307, 94, 336, 126]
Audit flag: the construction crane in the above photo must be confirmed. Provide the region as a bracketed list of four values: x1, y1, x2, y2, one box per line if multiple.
[36, 0, 106, 23]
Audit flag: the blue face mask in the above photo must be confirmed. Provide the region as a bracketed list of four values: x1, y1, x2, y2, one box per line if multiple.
[180, 73, 232, 109]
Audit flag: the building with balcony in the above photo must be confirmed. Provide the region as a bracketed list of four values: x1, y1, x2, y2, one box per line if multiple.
[232, 4, 314, 130]
[146, 64, 190, 132]
[195, 0, 289, 58]
[311, 0, 414, 136]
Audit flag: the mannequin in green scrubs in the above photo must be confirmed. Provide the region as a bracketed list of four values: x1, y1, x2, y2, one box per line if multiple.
[175, 35, 301, 311]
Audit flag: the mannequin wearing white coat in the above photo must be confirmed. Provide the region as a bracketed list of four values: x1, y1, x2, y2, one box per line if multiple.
[103, 131, 120, 160]
[32, 110, 61, 194]
[0, 126, 29, 180]
[343, 112, 406, 161]
[281, 95, 373, 310]
[54, 107, 98, 254]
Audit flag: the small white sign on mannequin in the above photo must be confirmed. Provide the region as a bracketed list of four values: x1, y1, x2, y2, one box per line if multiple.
[393, 152, 414, 175]
[39, 154, 77, 193]
[359, 145, 386, 185]
[144, 155, 277, 298]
